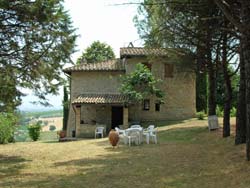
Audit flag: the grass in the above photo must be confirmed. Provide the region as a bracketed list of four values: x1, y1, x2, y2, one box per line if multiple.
[1, 118, 250, 188]
[15, 129, 58, 142]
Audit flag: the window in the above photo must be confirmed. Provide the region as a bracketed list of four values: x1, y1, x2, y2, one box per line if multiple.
[164, 64, 174, 78]
[142, 62, 152, 71]
[143, 99, 150, 111]
[155, 103, 160, 112]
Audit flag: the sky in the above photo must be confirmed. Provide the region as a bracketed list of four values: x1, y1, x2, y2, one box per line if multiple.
[19, 0, 142, 111]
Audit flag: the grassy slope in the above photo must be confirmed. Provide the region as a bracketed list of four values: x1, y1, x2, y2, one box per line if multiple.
[1, 118, 249, 188]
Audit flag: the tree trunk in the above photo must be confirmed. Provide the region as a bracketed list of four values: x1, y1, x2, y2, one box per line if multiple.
[196, 46, 208, 113]
[244, 37, 250, 161]
[241, 0, 250, 160]
[196, 72, 208, 113]
[222, 25, 232, 137]
[206, 28, 216, 116]
[235, 42, 246, 144]
[63, 86, 69, 131]
[208, 57, 216, 116]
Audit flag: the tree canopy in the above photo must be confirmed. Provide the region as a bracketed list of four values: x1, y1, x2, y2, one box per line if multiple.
[0, 0, 77, 112]
[134, 0, 240, 137]
[76, 41, 115, 64]
[120, 63, 164, 103]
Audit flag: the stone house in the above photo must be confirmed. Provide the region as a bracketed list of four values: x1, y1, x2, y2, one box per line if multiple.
[64, 47, 196, 138]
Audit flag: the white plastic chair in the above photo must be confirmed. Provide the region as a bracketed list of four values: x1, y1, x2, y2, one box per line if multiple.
[208, 115, 219, 131]
[95, 127, 104, 139]
[149, 128, 158, 144]
[130, 125, 141, 128]
[124, 129, 140, 146]
[115, 127, 127, 144]
[143, 125, 157, 144]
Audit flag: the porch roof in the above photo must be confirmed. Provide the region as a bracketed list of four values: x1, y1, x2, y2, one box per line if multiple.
[72, 93, 128, 104]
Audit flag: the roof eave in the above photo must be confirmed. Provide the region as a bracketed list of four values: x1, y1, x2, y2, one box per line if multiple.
[72, 102, 126, 105]
[63, 69, 125, 73]
[120, 54, 168, 58]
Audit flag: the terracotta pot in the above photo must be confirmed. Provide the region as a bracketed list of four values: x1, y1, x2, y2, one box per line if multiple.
[59, 131, 66, 138]
[108, 129, 119, 147]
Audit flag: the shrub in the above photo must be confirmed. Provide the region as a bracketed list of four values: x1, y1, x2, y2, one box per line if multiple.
[49, 125, 56, 131]
[196, 111, 205, 120]
[28, 123, 41, 141]
[230, 107, 237, 117]
[0, 113, 17, 144]
[216, 106, 224, 117]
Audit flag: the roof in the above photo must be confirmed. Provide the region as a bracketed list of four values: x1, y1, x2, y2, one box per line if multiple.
[120, 47, 168, 57]
[72, 93, 128, 104]
[63, 59, 125, 74]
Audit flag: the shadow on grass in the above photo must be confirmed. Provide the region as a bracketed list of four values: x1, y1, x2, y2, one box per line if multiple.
[0, 155, 30, 178]
[142, 119, 190, 127]
[41, 140, 60, 144]
[158, 126, 208, 144]
[0, 125, 242, 188]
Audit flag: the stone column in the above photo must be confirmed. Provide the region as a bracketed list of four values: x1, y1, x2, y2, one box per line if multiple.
[74, 105, 81, 137]
[123, 107, 129, 129]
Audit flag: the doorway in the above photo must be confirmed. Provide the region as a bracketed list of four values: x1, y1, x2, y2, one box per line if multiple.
[111, 106, 123, 129]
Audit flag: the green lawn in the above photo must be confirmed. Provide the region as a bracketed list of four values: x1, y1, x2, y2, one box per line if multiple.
[1, 118, 249, 188]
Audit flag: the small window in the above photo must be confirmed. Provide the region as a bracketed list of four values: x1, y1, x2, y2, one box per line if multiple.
[165, 64, 174, 78]
[142, 62, 152, 71]
[143, 99, 150, 111]
[155, 103, 160, 112]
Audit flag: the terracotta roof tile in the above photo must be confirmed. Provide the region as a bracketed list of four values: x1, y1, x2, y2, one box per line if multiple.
[72, 93, 128, 104]
[64, 59, 125, 73]
[120, 47, 168, 57]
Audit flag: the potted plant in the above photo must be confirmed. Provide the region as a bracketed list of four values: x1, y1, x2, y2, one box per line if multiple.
[58, 130, 66, 138]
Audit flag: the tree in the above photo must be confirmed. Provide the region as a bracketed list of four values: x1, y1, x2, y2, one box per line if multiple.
[134, 0, 239, 138]
[134, 0, 220, 116]
[0, 112, 17, 144]
[0, 0, 77, 112]
[214, 0, 250, 159]
[49, 125, 56, 131]
[235, 42, 246, 145]
[27, 123, 41, 141]
[119, 63, 164, 103]
[62, 85, 69, 131]
[76, 41, 115, 64]
[216, 67, 239, 110]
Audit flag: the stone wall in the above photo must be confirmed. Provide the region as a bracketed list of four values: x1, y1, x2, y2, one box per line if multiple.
[126, 56, 196, 121]
[66, 71, 124, 137]
[67, 56, 196, 137]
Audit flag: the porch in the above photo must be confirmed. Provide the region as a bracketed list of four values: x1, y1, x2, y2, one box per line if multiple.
[71, 93, 129, 138]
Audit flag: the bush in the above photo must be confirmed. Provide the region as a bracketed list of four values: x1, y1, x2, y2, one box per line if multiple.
[230, 107, 237, 117]
[196, 111, 205, 120]
[0, 113, 17, 144]
[28, 123, 41, 141]
[49, 125, 56, 131]
[216, 106, 224, 117]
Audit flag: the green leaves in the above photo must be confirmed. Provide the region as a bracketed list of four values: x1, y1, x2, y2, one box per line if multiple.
[76, 41, 115, 64]
[120, 63, 164, 102]
[27, 123, 41, 141]
[0, 0, 77, 111]
[0, 113, 17, 144]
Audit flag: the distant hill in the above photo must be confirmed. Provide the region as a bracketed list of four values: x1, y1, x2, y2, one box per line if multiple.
[21, 110, 63, 118]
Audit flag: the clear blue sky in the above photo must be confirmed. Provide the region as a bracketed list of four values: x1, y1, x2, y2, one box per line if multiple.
[19, 0, 142, 111]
